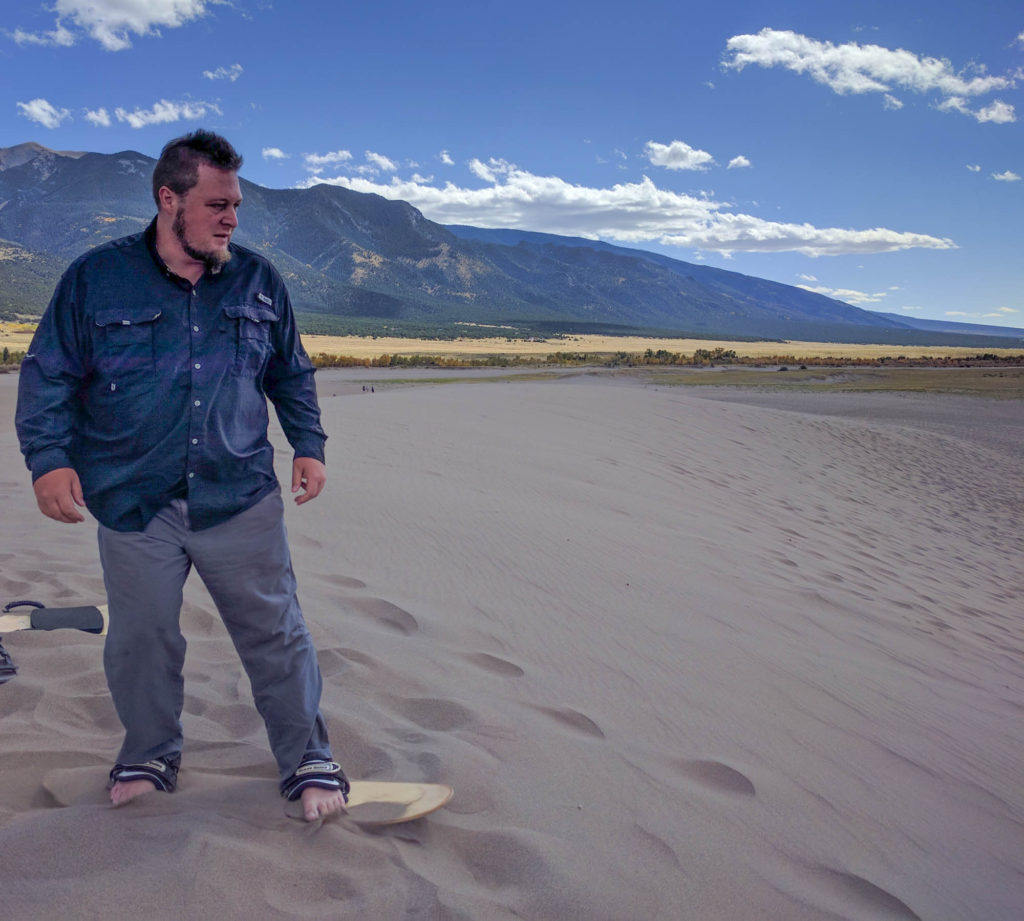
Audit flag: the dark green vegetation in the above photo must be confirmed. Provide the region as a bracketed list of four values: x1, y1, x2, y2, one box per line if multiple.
[3, 142, 1023, 347]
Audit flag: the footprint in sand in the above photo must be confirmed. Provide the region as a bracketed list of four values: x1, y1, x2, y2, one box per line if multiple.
[35, 690, 121, 734]
[808, 867, 921, 921]
[347, 597, 419, 635]
[531, 705, 605, 739]
[317, 645, 381, 676]
[445, 828, 549, 889]
[315, 573, 367, 590]
[397, 697, 475, 732]
[461, 651, 525, 678]
[677, 759, 756, 797]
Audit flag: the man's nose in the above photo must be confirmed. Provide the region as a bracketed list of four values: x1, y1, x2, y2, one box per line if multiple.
[223, 207, 239, 227]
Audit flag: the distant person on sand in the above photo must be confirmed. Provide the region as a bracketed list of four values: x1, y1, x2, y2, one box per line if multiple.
[15, 130, 347, 821]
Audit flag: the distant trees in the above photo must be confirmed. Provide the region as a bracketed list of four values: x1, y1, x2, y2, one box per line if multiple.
[1, 347, 27, 370]
[307, 349, 1024, 372]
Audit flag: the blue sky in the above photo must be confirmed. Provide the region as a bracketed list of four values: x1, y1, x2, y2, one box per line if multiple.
[3, 0, 1022, 327]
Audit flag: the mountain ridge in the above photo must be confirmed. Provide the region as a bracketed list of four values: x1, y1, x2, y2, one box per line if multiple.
[1, 143, 1019, 347]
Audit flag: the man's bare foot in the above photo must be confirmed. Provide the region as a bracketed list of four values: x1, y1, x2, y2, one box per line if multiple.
[110, 778, 157, 807]
[301, 785, 347, 821]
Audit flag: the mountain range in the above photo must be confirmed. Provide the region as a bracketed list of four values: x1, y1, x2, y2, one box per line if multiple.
[2, 142, 1021, 347]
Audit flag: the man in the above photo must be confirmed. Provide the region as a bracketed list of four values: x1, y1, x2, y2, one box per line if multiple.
[16, 130, 347, 821]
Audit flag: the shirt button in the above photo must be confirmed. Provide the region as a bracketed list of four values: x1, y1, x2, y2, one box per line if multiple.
[193, 325, 200, 332]
[194, 363, 202, 370]
[188, 472, 195, 478]
[194, 400, 201, 407]
[191, 438, 199, 445]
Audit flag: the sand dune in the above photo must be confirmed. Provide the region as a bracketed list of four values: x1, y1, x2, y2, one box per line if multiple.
[1, 369, 1021, 920]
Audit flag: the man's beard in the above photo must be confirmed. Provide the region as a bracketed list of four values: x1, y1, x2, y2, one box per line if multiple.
[173, 208, 232, 270]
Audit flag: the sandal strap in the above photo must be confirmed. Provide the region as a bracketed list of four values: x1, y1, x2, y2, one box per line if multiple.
[0, 640, 16, 684]
[108, 754, 181, 793]
[281, 759, 349, 802]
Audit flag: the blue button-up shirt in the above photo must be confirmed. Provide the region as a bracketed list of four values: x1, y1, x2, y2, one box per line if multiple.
[16, 220, 327, 532]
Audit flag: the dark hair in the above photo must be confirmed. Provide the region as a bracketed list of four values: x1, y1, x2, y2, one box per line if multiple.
[151, 130, 243, 205]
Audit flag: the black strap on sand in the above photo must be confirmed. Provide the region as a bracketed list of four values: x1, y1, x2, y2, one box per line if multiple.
[281, 759, 350, 802]
[29, 606, 105, 633]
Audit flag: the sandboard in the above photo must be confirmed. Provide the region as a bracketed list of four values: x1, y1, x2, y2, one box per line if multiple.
[42, 767, 453, 826]
[1, 602, 108, 684]
[0, 603, 109, 636]
[285, 780, 454, 825]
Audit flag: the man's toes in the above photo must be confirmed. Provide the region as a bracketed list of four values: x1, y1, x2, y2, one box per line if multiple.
[301, 788, 347, 821]
[110, 778, 157, 807]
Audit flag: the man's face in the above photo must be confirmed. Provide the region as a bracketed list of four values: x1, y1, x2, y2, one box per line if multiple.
[170, 162, 242, 269]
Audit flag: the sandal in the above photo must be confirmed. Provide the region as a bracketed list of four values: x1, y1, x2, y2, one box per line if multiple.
[107, 753, 181, 793]
[281, 759, 349, 802]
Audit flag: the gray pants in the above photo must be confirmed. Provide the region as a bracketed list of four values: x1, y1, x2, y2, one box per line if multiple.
[97, 488, 331, 782]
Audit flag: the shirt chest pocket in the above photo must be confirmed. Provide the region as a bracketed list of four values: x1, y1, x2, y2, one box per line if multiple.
[222, 304, 276, 377]
[93, 308, 161, 394]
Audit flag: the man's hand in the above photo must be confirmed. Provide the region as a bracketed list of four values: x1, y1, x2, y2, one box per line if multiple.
[33, 467, 86, 523]
[291, 457, 326, 505]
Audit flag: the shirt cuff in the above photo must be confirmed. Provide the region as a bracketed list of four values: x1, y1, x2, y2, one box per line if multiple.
[29, 448, 74, 482]
[291, 437, 326, 464]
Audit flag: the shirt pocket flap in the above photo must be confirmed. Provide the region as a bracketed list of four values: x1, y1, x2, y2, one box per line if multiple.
[223, 304, 277, 324]
[94, 308, 162, 328]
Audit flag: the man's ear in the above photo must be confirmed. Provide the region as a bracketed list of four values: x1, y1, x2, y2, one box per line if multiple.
[156, 185, 178, 215]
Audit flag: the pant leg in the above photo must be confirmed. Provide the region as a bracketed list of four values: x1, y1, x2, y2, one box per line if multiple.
[97, 504, 192, 765]
[185, 489, 331, 781]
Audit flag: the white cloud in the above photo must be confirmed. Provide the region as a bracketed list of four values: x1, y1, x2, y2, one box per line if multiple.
[723, 28, 1017, 123]
[966, 163, 982, 172]
[262, 147, 289, 160]
[303, 149, 353, 173]
[13, 0, 211, 51]
[992, 170, 1021, 182]
[297, 160, 957, 257]
[84, 107, 111, 127]
[945, 307, 1020, 322]
[114, 99, 221, 128]
[203, 64, 243, 82]
[940, 96, 1017, 124]
[645, 140, 716, 171]
[439, 150, 454, 166]
[796, 284, 888, 304]
[467, 158, 508, 182]
[798, 273, 818, 282]
[727, 155, 752, 169]
[12, 24, 75, 46]
[365, 151, 399, 173]
[16, 98, 72, 129]
[975, 100, 1016, 123]
[883, 94, 904, 110]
